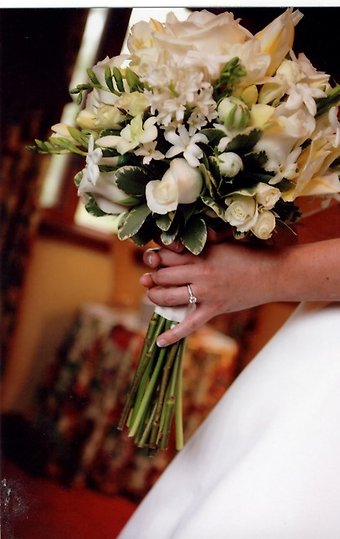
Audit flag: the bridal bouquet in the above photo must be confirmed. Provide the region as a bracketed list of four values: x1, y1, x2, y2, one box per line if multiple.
[30, 9, 340, 452]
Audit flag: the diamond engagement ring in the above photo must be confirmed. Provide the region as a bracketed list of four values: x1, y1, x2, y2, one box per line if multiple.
[187, 284, 198, 305]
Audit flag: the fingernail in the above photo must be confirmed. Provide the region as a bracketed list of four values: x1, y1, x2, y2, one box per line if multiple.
[147, 254, 153, 266]
[157, 337, 166, 348]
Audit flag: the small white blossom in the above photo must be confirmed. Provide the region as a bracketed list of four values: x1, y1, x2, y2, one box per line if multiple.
[96, 116, 158, 155]
[135, 141, 165, 165]
[165, 125, 208, 167]
[286, 82, 326, 116]
[83, 135, 102, 185]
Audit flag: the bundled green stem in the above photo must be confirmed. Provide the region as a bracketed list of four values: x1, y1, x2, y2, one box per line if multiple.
[118, 312, 186, 452]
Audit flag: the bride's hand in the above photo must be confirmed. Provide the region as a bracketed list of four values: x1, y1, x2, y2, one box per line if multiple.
[140, 242, 280, 347]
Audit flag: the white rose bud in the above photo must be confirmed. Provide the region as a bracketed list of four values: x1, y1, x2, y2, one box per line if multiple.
[255, 182, 281, 209]
[217, 152, 244, 177]
[217, 97, 250, 131]
[145, 158, 203, 214]
[162, 158, 203, 204]
[251, 210, 276, 239]
[225, 195, 258, 232]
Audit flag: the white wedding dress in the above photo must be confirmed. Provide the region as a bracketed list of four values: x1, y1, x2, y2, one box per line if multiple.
[118, 301, 340, 539]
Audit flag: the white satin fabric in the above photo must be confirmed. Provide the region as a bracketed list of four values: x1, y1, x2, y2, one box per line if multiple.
[118, 302, 340, 539]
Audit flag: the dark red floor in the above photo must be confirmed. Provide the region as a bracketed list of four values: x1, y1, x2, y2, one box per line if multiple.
[1, 459, 137, 539]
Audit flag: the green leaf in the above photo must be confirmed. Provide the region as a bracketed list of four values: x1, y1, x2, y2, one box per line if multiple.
[199, 163, 219, 197]
[200, 128, 226, 147]
[181, 215, 207, 255]
[226, 129, 262, 154]
[131, 220, 155, 246]
[201, 195, 227, 221]
[161, 225, 180, 245]
[112, 67, 125, 92]
[48, 137, 87, 156]
[104, 65, 115, 92]
[125, 67, 143, 91]
[316, 84, 340, 118]
[118, 204, 151, 240]
[67, 126, 88, 146]
[85, 196, 108, 217]
[156, 212, 175, 231]
[115, 166, 150, 196]
[87, 67, 101, 87]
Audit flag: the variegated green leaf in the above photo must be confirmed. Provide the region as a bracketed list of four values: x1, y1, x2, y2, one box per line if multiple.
[118, 204, 151, 240]
[181, 215, 207, 255]
[115, 166, 150, 196]
[201, 195, 227, 221]
[156, 212, 175, 231]
[226, 128, 262, 154]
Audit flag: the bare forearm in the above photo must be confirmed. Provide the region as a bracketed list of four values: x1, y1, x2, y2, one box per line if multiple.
[275, 238, 340, 304]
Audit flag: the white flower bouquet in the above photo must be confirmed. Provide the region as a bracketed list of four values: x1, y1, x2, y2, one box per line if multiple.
[30, 9, 340, 452]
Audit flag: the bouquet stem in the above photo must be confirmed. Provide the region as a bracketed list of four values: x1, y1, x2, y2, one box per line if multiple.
[118, 312, 186, 452]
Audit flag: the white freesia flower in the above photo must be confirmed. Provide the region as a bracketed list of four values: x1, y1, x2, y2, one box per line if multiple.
[77, 105, 124, 131]
[96, 116, 158, 155]
[225, 194, 258, 232]
[255, 182, 281, 209]
[251, 210, 276, 239]
[51, 123, 75, 140]
[145, 158, 203, 214]
[165, 125, 208, 167]
[217, 152, 244, 177]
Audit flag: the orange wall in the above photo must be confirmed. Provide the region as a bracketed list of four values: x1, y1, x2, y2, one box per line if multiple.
[1, 237, 114, 414]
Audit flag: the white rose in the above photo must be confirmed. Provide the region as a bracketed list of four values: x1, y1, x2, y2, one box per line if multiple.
[145, 177, 178, 215]
[225, 194, 258, 232]
[164, 158, 203, 204]
[78, 170, 132, 215]
[255, 182, 281, 209]
[217, 152, 243, 177]
[160, 10, 252, 54]
[251, 210, 276, 239]
[145, 158, 203, 214]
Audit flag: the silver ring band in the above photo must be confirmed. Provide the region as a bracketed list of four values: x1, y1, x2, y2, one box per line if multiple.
[187, 284, 198, 305]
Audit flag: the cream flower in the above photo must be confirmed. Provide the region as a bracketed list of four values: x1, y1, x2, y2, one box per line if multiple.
[77, 105, 124, 131]
[225, 194, 258, 232]
[145, 158, 203, 214]
[251, 210, 276, 239]
[165, 125, 208, 167]
[83, 135, 102, 185]
[255, 182, 281, 209]
[255, 8, 303, 76]
[96, 116, 158, 155]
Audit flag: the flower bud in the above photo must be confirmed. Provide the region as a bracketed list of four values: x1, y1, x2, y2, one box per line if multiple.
[225, 194, 258, 233]
[217, 97, 250, 131]
[255, 182, 281, 209]
[217, 152, 243, 177]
